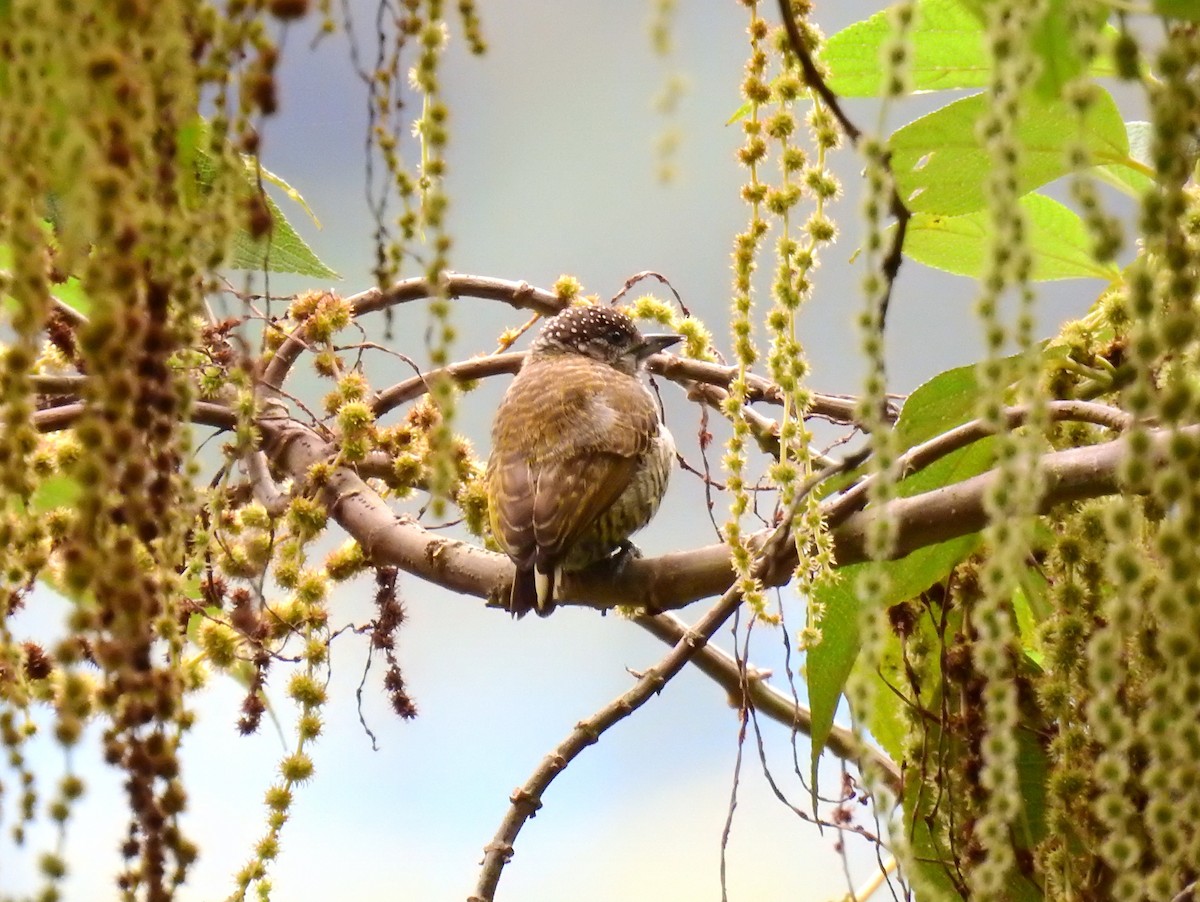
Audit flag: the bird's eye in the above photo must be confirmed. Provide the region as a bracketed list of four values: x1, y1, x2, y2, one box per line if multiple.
[608, 329, 626, 344]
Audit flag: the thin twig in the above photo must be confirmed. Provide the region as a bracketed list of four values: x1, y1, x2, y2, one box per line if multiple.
[610, 270, 693, 318]
[828, 399, 1133, 522]
[634, 611, 901, 792]
[776, 0, 861, 145]
[775, 0, 910, 330]
[469, 456, 865, 902]
[261, 273, 563, 392]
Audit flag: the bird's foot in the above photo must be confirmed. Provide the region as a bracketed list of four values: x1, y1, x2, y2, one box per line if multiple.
[608, 542, 663, 615]
[610, 540, 643, 568]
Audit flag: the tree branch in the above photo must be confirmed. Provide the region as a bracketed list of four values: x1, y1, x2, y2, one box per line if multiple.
[468, 586, 746, 901]
[33, 398, 1169, 614]
[634, 611, 901, 793]
[261, 273, 563, 392]
[829, 399, 1132, 521]
[468, 458, 857, 902]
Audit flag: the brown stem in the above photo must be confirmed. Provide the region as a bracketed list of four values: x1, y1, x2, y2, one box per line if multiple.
[261, 273, 563, 392]
[634, 611, 901, 793]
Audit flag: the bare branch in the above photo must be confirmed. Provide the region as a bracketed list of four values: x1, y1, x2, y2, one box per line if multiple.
[469, 457, 861, 901]
[371, 352, 523, 418]
[634, 611, 902, 793]
[261, 273, 563, 392]
[32, 374, 87, 396]
[467, 592, 742, 900]
[829, 399, 1133, 520]
[32, 398, 1170, 616]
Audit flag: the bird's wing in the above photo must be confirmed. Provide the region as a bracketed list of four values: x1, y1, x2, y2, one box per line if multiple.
[487, 356, 660, 568]
[486, 452, 536, 569]
[488, 445, 639, 571]
[529, 451, 640, 566]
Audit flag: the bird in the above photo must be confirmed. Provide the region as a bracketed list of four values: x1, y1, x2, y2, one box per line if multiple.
[486, 304, 682, 617]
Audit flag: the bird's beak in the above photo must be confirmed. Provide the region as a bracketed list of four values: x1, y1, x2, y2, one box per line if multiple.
[635, 332, 683, 360]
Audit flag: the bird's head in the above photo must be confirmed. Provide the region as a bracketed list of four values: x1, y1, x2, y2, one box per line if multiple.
[529, 305, 682, 375]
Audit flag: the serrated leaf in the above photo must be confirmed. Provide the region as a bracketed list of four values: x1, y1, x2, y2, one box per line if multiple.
[1093, 120, 1155, 198]
[890, 88, 1129, 215]
[190, 122, 337, 278]
[904, 193, 1121, 282]
[822, 0, 1117, 98]
[227, 188, 337, 278]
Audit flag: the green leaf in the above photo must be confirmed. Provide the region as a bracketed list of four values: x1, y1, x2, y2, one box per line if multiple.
[808, 358, 1031, 775]
[227, 188, 338, 278]
[259, 165, 322, 228]
[32, 475, 81, 511]
[903, 774, 970, 901]
[899, 727, 1047, 902]
[48, 274, 92, 315]
[1012, 582, 1045, 667]
[890, 88, 1129, 215]
[806, 571, 862, 776]
[823, 0, 992, 97]
[190, 123, 337, 279]
[822, 0, 1117, 98]
[1028, 0, 1111, 97]
[1014, 725, 1050, 848]
[904, 193, 1121, 282]
[807, 535, 980, 779]
[1093, 120, 1155, 198]
[895, 357, 1015, 449]
[0, 233, 92, 315]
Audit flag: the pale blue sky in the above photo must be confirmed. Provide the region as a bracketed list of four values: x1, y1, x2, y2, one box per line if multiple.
[7, 2, 1131, 900]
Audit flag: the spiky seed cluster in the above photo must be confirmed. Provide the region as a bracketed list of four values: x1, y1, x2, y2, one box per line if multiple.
[1076, 24, 1200, 899]
[959, 1, 1051, 895]
[648, 0, 686, 183]
[843, 2, 914, 836]
[723, 2, 771, 615]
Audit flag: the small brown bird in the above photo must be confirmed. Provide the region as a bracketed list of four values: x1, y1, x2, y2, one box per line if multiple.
[486, 305, 682, 617]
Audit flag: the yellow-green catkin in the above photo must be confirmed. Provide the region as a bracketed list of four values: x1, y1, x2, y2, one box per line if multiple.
[764, 3, 839, 638]
[843, 0, 916, 860]
[233, 543, 332, 902]
[648, 0, 686, 183]
[967, 0, 1048, 895]
[405, 3, 463, 519]
[723, 1, 770, 614]
[1034, 4, 1119, 896]
[1063, 0, 1122, 265]
[0, 0, 271, 894]
[1095, 23, 1200, 899]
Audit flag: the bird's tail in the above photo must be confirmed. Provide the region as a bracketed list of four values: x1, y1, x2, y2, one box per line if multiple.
[509, 567, 556, 618]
